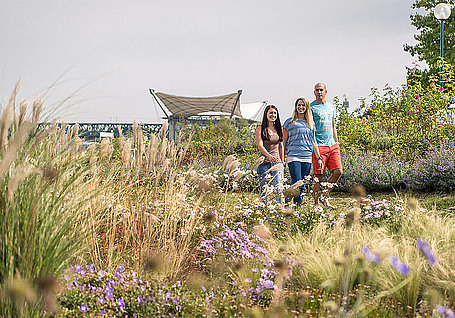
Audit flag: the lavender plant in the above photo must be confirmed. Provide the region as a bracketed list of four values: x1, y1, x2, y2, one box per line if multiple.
[337, 150, 409, 192]
[405, 140, 455, 191]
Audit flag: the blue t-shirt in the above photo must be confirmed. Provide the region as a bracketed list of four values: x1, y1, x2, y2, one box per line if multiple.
[283, 118, 314, 160]
[310, 101, 336, 147]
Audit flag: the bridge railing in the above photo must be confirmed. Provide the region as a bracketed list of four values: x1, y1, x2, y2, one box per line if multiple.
[38, 122, 163, 140]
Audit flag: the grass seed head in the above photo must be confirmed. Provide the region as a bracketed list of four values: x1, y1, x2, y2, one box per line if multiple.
[222, 155, 236, 171]
[253, 223, 271, 240]
[407, 197, 419, 211]
[351, 184, 366, 201]
[42, 164, 59, 183]
[4, 277, 37, 307]
[32, 96, 44, 127]
[203, 211, 216, 224]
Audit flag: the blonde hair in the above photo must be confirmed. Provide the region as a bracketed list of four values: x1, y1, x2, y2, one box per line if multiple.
[291, 97, 313, 129]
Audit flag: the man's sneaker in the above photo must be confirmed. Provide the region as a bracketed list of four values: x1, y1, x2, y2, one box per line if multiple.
[319, 195, 335, 208]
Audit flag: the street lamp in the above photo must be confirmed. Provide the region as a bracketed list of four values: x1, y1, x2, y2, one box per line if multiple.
[342, 93, 349, 113]
[434, 3, 451, 85]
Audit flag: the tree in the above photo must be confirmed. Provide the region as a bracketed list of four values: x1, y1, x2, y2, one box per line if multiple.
[404, 0, 455, 69]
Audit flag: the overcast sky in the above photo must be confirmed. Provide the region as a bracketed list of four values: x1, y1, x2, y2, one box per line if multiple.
[0, 0, 420, 123]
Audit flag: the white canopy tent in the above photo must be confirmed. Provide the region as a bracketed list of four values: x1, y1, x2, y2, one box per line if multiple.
[149, 89, 267, 139]
[240, 101, 267, 122]
[150, 89, 242, 118]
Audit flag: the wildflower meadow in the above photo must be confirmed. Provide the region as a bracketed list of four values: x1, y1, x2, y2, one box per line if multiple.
[1, 63, 455, 318]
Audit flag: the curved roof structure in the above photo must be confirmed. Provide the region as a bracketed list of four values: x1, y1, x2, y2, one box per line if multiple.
[151, 90, 242, 118]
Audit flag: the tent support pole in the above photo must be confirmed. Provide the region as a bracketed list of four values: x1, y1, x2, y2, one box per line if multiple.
[230, 89, 242, 119]
[149, 89, 170, 119]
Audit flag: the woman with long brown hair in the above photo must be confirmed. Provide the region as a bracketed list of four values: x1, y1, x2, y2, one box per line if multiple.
[254, 104, 285, 205]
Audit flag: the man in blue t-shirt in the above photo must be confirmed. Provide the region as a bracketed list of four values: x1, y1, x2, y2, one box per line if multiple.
[311, 83, 343, 209]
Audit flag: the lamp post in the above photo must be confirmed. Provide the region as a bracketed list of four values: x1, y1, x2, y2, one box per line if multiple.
[342, 93, 349, 113]
[434, 3, 451, 86]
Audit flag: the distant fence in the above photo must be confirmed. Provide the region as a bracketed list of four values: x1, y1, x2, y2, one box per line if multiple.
[38, 122, 163, 140]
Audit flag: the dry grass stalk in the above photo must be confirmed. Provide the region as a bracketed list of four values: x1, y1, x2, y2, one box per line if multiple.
[132, 121, 138, 148]
[7, 164, 38, 201]
[222, 155, 236, 171]
[158, 138, 168, 166]
[134, 124, 144, 172]
[226, 159, 241, 176]
[73, 136, 82, 153]
[264, 163, 284, 174]
[89, 145, 97, 175]
[0, 104, 13, 152]
[178, 133, 192, 165]
[146, 134, 158, 171]
[159, 120, 169, 141]
[252, 156, 265, 170]
[72, 123, 79, 140]
[32, 96, 44, 128]
[121, 140, 132, 169]
[29, 120, 58, 153]
[0, 121, 33, 178]
[56, 123, 67, 145]
[17, 100, 28, 130]
[100, 138, 113, 161]
[117, 125, 125, 154]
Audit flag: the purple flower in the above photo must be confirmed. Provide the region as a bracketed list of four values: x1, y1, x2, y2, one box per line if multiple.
[244, 278, 252, 283]
[201, 286, 207, 292]
[389, 256, 410, 276]
[361, 246, 381, 264]
[437, 305, 455, 318]
[417, 238, 437, 266]
[79, 304, 88, 313]
[117, 298, 125, 311]
[99, 310, 106, 315]
[172, 297, 179, 304]
[98, 297, 105, 304]
[262, 280, 275, 289]
[165, 291, 172, 301]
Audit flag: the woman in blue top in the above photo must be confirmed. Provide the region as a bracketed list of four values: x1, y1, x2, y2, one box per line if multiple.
[283, 97, 322, 206]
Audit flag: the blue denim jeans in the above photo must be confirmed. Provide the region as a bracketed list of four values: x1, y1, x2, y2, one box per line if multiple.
[256, 162, 284, 205]
[287, 161, 312, 206]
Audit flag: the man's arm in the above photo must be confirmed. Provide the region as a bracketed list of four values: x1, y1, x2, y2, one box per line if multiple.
[332, 118, 339, 144]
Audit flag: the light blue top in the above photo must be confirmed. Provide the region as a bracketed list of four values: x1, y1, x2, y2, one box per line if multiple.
[283, 118, 314, 160]
[310, 101, 336, 147]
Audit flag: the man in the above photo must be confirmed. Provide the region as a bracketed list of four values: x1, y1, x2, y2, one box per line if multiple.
[311, 83, 343, 208]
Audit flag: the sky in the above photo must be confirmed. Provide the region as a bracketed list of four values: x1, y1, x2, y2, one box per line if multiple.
[0, 0, 421, 123]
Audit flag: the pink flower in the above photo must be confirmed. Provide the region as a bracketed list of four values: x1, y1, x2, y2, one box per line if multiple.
[416, 94, 420, 98]
[407, 111, 411, 114]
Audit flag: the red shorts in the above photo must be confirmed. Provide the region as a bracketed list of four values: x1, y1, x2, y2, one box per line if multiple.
[312, 143, 342, 174]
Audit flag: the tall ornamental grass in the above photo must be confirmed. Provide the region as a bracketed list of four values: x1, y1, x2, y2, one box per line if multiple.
[0, 82, 98, 317]
[80, 121, 205, 280]
[272, 200, 455, 315]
